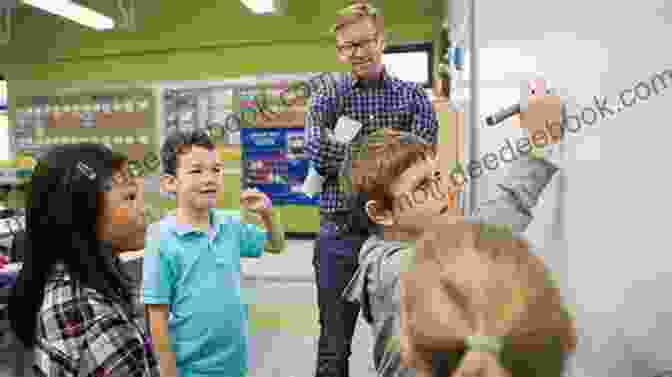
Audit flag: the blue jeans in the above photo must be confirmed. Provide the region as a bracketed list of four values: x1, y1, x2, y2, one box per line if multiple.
[313, 227, 367, 377]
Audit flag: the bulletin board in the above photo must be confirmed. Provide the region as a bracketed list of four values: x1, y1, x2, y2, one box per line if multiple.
[12, 89, 157, 163]
[161, 74, 324, 207]
[239, 84, 317, 206]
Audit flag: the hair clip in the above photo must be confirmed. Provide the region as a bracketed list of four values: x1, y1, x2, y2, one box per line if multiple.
[465, 335, 504, 355]
[497, 285, 528, 325]
[102, 180, 114, 192]
[76, 162, 97, 180]
[479, 223, 514, 241]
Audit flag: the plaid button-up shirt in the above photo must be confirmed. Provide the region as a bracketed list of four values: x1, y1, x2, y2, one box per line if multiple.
[33, 262, 159, 377]
[305, 70, 439, 214]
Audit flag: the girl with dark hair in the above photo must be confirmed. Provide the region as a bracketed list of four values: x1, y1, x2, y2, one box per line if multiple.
[8, 143, 159, 376]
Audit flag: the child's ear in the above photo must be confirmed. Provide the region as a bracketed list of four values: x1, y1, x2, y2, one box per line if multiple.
[365, 200, 394, 226]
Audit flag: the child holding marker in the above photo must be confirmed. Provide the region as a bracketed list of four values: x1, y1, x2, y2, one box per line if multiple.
[142, 129, 285, 377]
[341, 128, 570, 377]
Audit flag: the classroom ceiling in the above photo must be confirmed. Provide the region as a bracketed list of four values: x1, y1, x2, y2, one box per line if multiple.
[0, 0, 440, 68]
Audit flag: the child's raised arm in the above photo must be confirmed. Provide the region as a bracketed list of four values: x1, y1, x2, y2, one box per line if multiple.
[241, 206, 286, 254]
[239, 189, 282, 257]
[471, 154, 559, 234]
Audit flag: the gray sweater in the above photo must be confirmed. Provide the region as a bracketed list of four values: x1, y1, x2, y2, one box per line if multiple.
[342, 154, 559, 377]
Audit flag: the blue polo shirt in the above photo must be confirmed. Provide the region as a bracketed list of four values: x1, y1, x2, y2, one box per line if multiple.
[142, 209, 268, 377]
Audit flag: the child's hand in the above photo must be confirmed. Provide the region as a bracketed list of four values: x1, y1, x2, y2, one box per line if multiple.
[515, 94, 563, 146]
[240, 189, 272, 217]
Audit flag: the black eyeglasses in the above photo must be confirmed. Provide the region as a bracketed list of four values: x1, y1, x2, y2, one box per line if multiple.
[337, 35, 380, 56]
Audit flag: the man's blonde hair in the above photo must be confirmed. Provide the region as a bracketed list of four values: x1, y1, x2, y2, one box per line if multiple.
[332, 1, 385, 34]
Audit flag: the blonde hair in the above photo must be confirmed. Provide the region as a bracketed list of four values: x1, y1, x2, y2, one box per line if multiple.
[400, 218, 577, 377]
[332, 1, 384, 34]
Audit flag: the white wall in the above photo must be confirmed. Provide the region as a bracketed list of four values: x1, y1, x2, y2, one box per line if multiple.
[472, 1, 672, 376]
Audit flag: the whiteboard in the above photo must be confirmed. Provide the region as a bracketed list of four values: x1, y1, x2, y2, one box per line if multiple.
[383, 51, 430, 87]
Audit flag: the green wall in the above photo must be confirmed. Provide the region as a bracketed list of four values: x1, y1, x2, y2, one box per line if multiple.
[0, 0, 446, 334]
[1, 0, 435, 80]
[1, 0, 436, 236]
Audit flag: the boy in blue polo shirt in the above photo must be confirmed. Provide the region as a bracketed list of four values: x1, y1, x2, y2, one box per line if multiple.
[143, 130, 283, 377]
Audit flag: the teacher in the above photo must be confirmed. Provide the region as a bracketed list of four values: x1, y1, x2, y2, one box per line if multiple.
[304, 2, 439, 377]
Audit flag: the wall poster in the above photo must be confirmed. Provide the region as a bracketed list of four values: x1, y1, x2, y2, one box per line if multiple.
[12, 90, 155, 162]
[162, 74, 328, 206]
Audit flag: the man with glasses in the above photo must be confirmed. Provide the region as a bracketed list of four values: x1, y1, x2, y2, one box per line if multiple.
[304, 2, 439, 377]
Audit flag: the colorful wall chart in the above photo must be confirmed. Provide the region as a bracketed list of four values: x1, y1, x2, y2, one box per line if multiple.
[241, 126, 316, 206]
[161, 76, 320, 207]
[12, 90, 156, 161]
[239, 80, 316, 206]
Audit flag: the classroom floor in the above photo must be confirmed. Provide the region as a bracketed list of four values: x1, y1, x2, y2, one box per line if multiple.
[242, 239, 377, 377]
[0, 239, 379, 377]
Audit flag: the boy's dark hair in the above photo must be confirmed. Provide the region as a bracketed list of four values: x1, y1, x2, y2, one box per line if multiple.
[9, 144, 135, 348]
[160, 129, 215, 176]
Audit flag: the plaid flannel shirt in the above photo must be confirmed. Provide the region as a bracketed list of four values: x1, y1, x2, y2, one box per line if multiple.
[305, 70, 439, 214]
[33, 262, 159, 377]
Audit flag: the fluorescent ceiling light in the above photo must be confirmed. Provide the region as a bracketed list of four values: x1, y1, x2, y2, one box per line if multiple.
[240, 0, 276, 14]
[22, 0, 115, 30]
